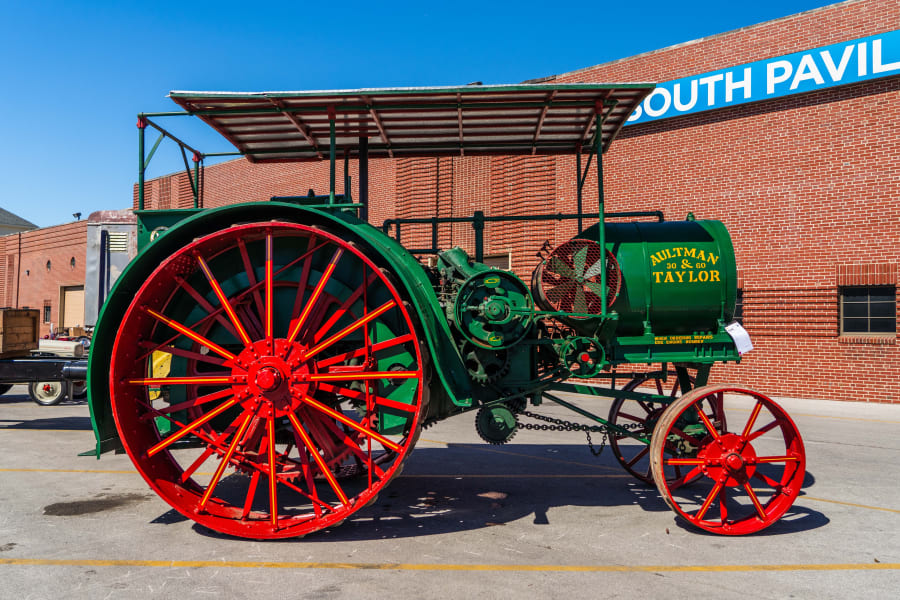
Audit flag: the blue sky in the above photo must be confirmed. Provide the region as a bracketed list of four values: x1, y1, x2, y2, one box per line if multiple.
[1, 0, 836, 228]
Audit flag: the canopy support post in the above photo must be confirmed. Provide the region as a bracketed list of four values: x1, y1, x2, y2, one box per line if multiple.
[576, 143, 583, 234]
[137, 117, 146, 210]
[595, 104, 607, 318]
[328, 106, 336, 205]
[359, 136, 369, 222]
[192, 153, 201, 209]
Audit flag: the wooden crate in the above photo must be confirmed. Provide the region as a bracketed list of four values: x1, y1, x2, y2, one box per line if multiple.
[0, 309, 40, 358]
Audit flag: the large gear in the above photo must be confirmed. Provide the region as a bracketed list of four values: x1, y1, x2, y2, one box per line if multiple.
[475, 404, 518, 445]
[461, 343, 511, 384]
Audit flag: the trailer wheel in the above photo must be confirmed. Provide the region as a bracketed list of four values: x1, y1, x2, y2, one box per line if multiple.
[649, 385, 805, 535]
[109, 221, 428, 539]
[607, 370, 719, 486]
[0, 384, 12, 396]
[29, 381, 66, 406]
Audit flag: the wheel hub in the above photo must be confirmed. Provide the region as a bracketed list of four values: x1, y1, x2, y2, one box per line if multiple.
[231, 339, 314, 418]
[698, 432, 757, 486]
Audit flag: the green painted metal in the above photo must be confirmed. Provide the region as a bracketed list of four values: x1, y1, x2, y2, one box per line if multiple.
[578, 219, 737, 338]
[87, 201, 472, 457]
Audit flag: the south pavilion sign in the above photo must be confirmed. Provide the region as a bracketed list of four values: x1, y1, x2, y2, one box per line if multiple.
[625, 30, 900, 125]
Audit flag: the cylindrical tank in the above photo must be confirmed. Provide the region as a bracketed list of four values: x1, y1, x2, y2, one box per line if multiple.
[577, 219, 737, 337]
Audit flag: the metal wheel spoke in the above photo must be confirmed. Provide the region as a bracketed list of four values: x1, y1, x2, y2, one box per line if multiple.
[287, 412, 349, 505]
[742, 401, 764, 438]
[311, 271, 378, 344]
[199, 411, 255, 510]
[265, 234, 274, 342]
[152, 387, 234, 416]
[144, 307, 237, 361]
[318, 383, 418, 414]
[752, 470, 782, 489]
[298, 394, 401, 452]
[695, 481, 723, 521]
[173, 275, 241, 341]
[289, 234, 319, 321]
[241, 471, 260, 520]
[147, 397, 239, 457]
[616, 410, 647, 423]
[665, 457, 706, 465]
[743, 483, 767, 520]
[314, 333, 414, 369]
[287, 247, 344, 344]
[625, 446, 649, 468]
[179, 409, 252, 482]
[266, 416, 278, 527]
[718, 486, 729, 524]
[137, 342, 228, 368]
[755, 455, 801, 463]
[310, 371, 419, 382]
[695, 406, 720, 439]
[747, 420, 780, 441]
[304, 300, 397, 360]
[197, 256, 252, 345]
[667, 466, 702, 491]
[237, 238, 266, 323]
[128, 375, 231, 386]
[307, 412, 388, 480]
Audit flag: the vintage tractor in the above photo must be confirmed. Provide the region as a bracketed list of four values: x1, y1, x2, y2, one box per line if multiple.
[87, 84, 805, 538]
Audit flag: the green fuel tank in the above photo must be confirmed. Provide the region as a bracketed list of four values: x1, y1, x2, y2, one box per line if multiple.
[578, 219, 737, 337]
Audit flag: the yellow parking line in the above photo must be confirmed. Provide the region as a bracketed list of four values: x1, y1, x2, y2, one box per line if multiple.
[802, 495, 900, 514]
[0, 557, 897, 572]
[0, 468, 135, 474]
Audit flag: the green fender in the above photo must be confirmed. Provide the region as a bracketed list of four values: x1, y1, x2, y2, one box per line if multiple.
[86, 202, 471, 457]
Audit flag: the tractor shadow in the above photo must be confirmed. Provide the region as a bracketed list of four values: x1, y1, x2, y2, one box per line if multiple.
[185, 443, 826, 542]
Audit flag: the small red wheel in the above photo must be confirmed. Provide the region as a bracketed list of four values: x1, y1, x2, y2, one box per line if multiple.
[607, 370, 722, 485]
[110, 222, 428, 539]
[649, 385, 805, 535]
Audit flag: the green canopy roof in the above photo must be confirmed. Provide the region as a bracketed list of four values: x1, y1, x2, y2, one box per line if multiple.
[169, 83, 654, 163]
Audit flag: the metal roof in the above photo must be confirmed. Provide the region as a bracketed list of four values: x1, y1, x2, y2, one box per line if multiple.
[168, 83, 654, 163]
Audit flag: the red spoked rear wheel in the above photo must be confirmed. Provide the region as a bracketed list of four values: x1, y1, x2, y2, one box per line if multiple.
[649, 385, 805, 535]
[110, 222, 428, 538]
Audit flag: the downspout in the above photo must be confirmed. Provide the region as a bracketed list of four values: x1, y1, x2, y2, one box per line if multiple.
[15, 233, 21, 308]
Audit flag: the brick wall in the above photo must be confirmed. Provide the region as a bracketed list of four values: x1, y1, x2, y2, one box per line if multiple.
[0, 221, 88, 337]
[134, 0, 899, 402]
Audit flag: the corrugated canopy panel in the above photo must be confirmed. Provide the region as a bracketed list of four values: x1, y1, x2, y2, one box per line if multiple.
[169, 83, 655, 163]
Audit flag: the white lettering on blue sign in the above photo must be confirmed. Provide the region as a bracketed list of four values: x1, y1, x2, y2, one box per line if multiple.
[626, 31, 900, 125]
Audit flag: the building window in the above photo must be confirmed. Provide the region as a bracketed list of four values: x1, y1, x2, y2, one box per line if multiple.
[46, 260, 51, 272]
[482, 252, 511, 270]
[70, 257, 76, 269]
[734, 288, 744, 324]
[43, 300, 52, 324]
[840, 286, 896, 335]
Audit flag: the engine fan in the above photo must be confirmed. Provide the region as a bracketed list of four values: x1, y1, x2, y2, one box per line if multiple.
[533, 238, 620, 316]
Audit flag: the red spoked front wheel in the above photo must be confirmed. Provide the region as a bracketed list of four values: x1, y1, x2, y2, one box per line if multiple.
[607, 371, 717, 486]
[110, 222, 428, 539]
[649, 385, 805, 535]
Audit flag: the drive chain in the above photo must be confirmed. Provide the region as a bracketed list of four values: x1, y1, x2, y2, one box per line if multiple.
[516, 409, 644, 458]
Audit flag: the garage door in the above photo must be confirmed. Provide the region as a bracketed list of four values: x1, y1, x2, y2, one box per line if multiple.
[62, 286, 85, 329]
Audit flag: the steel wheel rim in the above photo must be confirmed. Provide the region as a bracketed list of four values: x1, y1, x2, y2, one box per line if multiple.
[109, 222, 427, 538]
[650, 385, 805, 535]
